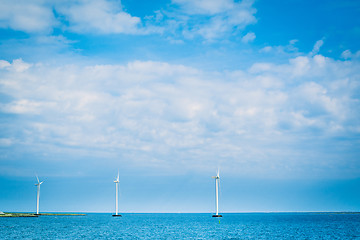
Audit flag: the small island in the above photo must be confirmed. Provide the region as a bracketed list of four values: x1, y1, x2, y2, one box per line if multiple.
[37, 213, 86, 216]
[0, 212, 86, 217]
[0, 212, 38, 217]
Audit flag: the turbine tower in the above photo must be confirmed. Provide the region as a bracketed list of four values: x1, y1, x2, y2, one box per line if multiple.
[112, 171, 122, 217]
[212, 170, 222, 217]
[35, 175, 44, 215]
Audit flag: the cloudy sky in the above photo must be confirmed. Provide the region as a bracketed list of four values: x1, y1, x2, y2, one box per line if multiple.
[0, 0, 359, 213]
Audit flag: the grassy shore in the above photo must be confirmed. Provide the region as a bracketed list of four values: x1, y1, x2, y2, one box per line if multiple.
[0, 213, 38, 217]
[38, 213, 86, 216]
[0, 212, 86, 217]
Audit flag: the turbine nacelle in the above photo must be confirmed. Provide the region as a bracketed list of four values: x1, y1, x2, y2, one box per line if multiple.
[212, 170, 220, 179]
[114, 173, 119, 202]
[114, 172, 119, 183]
[35, 175, 43, 184]
[35, 174, 44, 186]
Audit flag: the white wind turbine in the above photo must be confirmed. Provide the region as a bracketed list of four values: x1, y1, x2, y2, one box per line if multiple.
[212, 169, 222, 217]
[35, 175, 44, 215]
[112, 171, 122, 217]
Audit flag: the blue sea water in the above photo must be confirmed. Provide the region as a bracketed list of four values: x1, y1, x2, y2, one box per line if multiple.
[1, 213, 359, 239]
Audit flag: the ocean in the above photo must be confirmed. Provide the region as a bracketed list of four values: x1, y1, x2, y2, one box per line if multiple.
[1, 213, 359, 239]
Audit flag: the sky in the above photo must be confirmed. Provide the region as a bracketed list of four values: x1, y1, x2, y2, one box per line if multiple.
[0, 0, 359, 213]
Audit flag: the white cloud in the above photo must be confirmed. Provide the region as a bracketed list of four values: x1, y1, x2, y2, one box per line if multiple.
[241, 32, 256, 43]
[310, 39, 324, 56]
[0, 55, 359, 177]
[0, 0, 161, 35]
[290, 56, 311, 77]
[341, 49, 360, 59]
[0, 138, 13, 146]
[249, 62, 274, 73]
[57, 0, 143, 34]
[169, 0, 257, 40]
[0, 0, 255, 40]
[341, 49, 352, 59]
[11, 59, 32, 72]
[289, 39, 298, 45]
[259, 46, 272, 53]
[258, 40, 299, 55]
[0, 0, 57, 33]
[172, 0, 234, 15]
[0, 60, 11, 69]
[0, 59, 33, 72]
[0, 99, 53, 114]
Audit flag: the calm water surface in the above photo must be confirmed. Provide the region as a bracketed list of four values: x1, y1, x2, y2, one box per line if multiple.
[1, 213, 359, 239]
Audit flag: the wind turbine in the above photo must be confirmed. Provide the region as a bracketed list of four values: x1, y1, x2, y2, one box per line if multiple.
[35, 175, 44, 215]
[212, 169, 222, 217]
[112, 171, 122, 217]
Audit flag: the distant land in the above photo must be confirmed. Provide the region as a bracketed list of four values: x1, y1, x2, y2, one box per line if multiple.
[0, 213, 38, 217]
[1, 212, 360, 217]
[0, 212, 86, 217]
[37, 213, 86, 216]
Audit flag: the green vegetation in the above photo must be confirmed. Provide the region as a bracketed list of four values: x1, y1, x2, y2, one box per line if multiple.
[0, 213, 38, 217]
[38, 213, 86, 216]
[0, 212, 86, 217]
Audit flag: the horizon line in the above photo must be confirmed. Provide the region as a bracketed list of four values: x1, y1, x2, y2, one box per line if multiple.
[5, 211, 360, 214]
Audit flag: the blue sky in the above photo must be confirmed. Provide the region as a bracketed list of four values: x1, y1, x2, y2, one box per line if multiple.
[0, 0, 359, 213]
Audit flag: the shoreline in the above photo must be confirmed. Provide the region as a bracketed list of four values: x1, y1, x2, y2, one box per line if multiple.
[1, 212, 359, 217]
[0, 212, 86, 217]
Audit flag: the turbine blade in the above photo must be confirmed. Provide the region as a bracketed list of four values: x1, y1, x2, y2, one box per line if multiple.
[36, 174, 40, 183]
